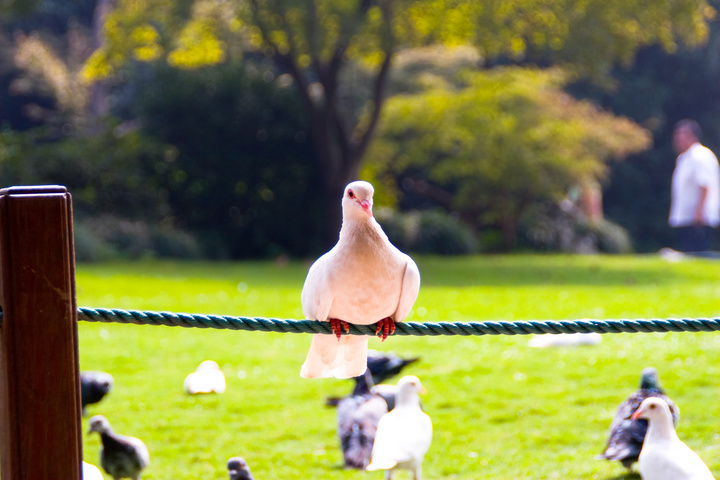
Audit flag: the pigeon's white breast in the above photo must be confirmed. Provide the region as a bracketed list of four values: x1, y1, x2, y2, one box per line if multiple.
[324, 247, 406, 324]
[640, 440, 711, 480]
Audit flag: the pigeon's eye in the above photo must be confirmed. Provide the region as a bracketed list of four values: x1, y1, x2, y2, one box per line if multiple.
[649, 404, 656, 409]
[348, 189, 355, 198]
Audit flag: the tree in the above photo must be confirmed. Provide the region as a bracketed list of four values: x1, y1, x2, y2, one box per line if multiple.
[365, 66, 651, 249]
[83, 0, 711, 246]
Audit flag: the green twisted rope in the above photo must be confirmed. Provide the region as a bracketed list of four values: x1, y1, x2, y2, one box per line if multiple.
[74, 307, 720, 336]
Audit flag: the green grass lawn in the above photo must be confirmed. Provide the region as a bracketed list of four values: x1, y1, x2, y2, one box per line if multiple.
[76, 255, 720, 480]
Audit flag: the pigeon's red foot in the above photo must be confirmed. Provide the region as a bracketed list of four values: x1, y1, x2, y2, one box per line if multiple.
[375, 317, 395, 342]
[329, 318, 350, 340]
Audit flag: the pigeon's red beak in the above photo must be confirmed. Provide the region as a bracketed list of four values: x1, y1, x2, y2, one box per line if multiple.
[631, 409, 643, 421]
[359, 199, 372, 216]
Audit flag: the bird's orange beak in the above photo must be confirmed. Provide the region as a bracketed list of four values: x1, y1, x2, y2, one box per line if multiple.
[631, 409, 643, 421]
[359, 199, 372, 216]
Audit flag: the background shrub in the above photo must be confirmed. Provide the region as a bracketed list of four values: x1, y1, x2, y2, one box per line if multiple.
[520, 203, 633, 254]
[375, 208, 479, 255]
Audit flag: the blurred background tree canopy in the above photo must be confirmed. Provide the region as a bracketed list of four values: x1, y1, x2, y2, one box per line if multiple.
[0, 0, 717, 258]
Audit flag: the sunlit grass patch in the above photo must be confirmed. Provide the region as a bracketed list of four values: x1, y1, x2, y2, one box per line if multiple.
[77, 255, 720, 479]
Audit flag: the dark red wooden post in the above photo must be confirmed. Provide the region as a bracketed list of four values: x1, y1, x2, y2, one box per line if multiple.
[0, 186, 82, 479]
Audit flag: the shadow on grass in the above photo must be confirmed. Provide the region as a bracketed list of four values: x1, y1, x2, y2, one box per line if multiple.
[605, 471, 641, 480]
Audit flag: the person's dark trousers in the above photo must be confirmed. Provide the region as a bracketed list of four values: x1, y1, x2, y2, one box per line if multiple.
[676, 225, 715, 252]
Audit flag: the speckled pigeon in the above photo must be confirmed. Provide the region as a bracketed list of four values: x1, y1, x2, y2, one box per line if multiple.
[300, 181, 421, 379]
[87, 415, 149, 480]
[337, 370, 389, 469]
[599, 367, 679, 471]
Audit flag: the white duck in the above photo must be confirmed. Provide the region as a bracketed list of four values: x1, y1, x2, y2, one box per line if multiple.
[632, 397, 715, 480]
[300, 181, 421, 379]
[366, 375, 432, 480]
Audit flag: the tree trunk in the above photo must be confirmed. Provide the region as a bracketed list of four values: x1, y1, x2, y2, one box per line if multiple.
[315, 136, 363, 248]
[89, 0, 114, 116]
[254, 2, 395, 251]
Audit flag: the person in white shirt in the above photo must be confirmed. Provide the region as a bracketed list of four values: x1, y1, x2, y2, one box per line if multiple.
[669, 119, 720, 252]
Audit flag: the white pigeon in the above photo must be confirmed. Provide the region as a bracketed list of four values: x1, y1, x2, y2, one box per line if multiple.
[300, 181, 421, 379]
[183, 360, 226, 394]
[82, 461, 104, 480]
[632, 397, 715, 480]
[366, 375, 432, 480]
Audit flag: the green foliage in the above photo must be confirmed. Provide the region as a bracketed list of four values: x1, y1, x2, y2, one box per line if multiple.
[0, 125, 169, 219]
[0, 58, 324, 259]
[0, 124, 211, 260]
[375, 207, 479, 255]
[75, 256, 720, 479]
[86, 0, 712, 81]
[79, 215, 203, 260]
[73, 222, 120, 262]
[367, 65, 651, 249]
[520, 203, 633, 254]
[73, 0, 715, 254]
[130, 61, 324, 258]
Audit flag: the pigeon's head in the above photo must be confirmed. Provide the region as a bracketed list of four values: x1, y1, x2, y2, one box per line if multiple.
[227, 456, 252, 480]
[639, 367, 661, 390]
[87, 415, 113, 435]
[342, 181, 374, 219]
[83, 371, 114, 391]
[197, 360, 220, 372]
[631, 397, 671, 422]
[397, 375, 426, 395]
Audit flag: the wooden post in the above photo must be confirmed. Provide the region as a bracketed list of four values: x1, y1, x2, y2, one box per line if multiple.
[0, 186, 82, 479]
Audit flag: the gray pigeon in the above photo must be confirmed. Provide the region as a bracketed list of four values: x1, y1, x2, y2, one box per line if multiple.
[366, 350, 420, 386]
[81, 371, 114, 414]
[227, 457, 255, 480]
[599, 367, 679, 471]
[337, 370, 388, 469]
[87, 415, 150, 480]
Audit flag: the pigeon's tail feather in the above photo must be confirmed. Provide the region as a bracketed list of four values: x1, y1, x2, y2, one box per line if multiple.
[343, 435, 373, 469]
[599, 444, 637, 463]
[301, 334, 368, 379]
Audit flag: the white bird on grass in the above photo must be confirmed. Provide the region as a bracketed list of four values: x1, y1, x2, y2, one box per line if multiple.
[300, 181, 421, 379]
[183, 360, 226, 394]
[366, 375, 432, 480]
[82, 461, 104, 480]
[632, 397, 715, 480]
